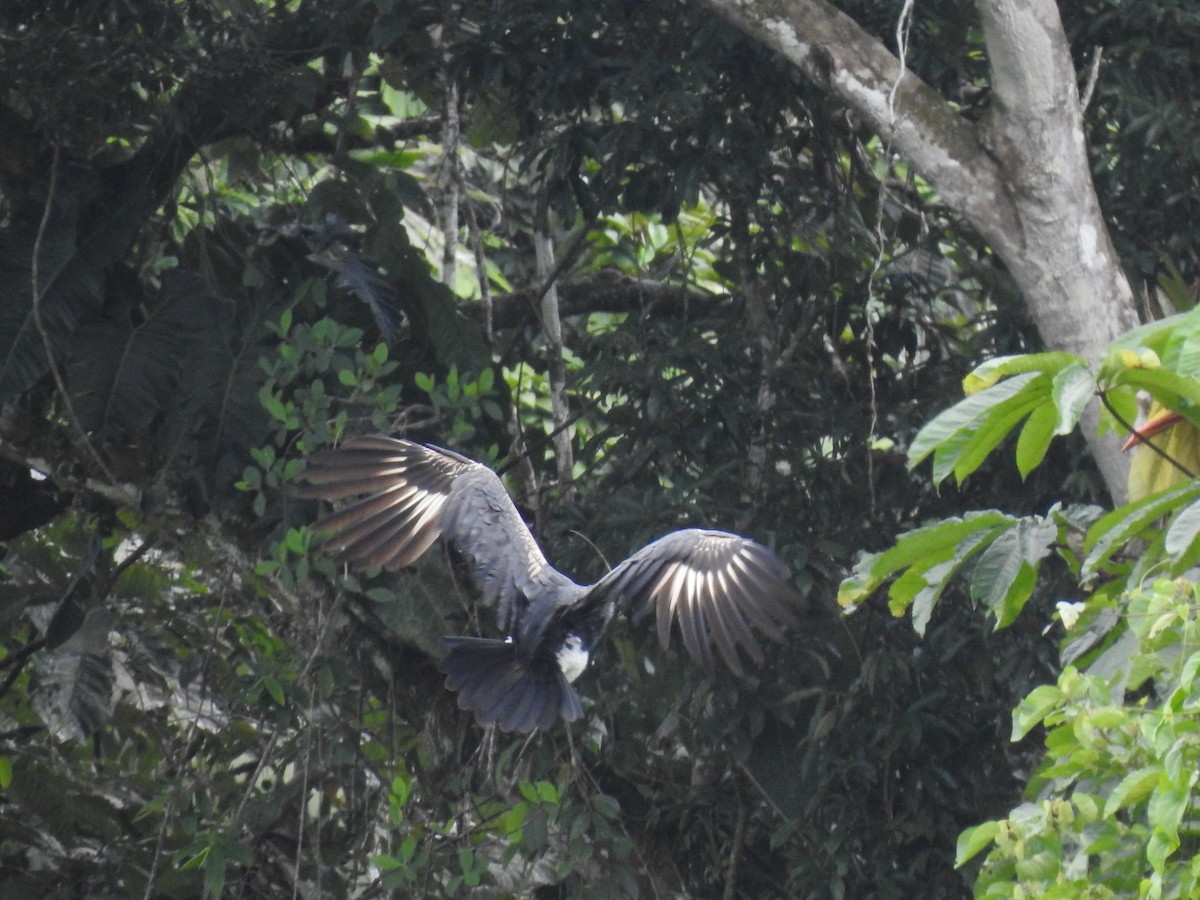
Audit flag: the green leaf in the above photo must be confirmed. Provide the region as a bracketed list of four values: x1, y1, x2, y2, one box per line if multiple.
[908, 371, 1041, 470]
[837, 512, 1013, 608]
[1164, 498, 1200, 560]
[1083, 481, 1200, 581]
[0, 756, 11, 789]
[204, 844, 228, 897]
[1051, 361, 1097, 434]
[893, 526, 1003, 634]
[1108, 366, 1200, 430]
[1012, 683, 1064, 741]
[592, 793, 621, 820]
[263, 676, 285, 706]
[1015, 402, 1058, 479]
[955, 820, 1001, 867]
[970, 518, 1057, 627]
[398, 834, 417, 864]
[1109, 310, 1190, 354]
[1148, 780, 1189, 840]
[961, 352, 1077, 395]
[390, 774, 410, 808]
[259, 388, 289, 423]
[1157, 305, 1200, 377]
[949, 389, 1048, 484]
[285, 528, 306, 554]
[1147, 829, 1179, 876]
[1101, 766, 1161, 818]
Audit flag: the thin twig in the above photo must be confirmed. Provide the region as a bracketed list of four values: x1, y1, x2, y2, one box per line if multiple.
[1081, 46, 1104, 112]
[723, 790, 747, 900]
[464, 196, 494, 344]
[863, 0, 916, 514]
[30, 148, 118, 484]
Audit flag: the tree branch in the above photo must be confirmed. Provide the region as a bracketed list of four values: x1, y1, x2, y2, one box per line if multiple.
[694, 0, 1138, 503]
[461, 273, 724, 330]
[698, 0, 1022, 255]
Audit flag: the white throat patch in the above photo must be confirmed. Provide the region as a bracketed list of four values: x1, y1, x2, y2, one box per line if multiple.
[556, 634, 589, 683]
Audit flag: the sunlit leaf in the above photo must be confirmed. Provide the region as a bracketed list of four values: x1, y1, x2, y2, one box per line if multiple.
[837, 511, 1014, 608]
[1015, 402, 1057, 479]
[1106, 366, 1200, 430]
[955, 820, 1000, 867]
[961, 352, 1076, 396]
[1083, 480, 1200, 581]
[1011, 683, 1065, 741]
[1164, 498, 1200, 560]
[910, 372, 1041, 472]
[1050, 361, 1097, 435]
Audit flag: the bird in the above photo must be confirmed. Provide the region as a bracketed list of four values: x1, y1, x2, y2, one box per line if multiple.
[1122, 392, 1200, 501]
[300, 436, 803, 733]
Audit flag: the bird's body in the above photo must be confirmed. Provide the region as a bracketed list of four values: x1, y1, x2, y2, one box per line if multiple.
[302, 437, 802, 732]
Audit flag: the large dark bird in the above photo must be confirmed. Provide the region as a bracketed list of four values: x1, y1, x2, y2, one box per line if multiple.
[302, 437, 802, 732]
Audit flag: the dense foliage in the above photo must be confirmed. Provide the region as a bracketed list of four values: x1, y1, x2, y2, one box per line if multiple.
[0, 0, 1195, 897]
[857, 310, 1200, 896]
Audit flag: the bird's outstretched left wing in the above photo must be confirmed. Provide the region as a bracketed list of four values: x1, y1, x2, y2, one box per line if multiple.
[589, 529, 802, 677]
[299, 437, 566, 631]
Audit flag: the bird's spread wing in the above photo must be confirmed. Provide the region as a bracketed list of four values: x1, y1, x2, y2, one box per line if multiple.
[589, 529, 802, 677]
[300, 437, 563, 630]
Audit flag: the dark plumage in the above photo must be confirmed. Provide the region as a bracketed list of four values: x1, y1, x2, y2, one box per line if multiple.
[302, 437, 802, 732]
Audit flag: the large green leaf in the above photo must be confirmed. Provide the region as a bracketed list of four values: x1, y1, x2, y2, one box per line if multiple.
[0, 166, 150, 398]
[945, 387, 1048, 484]
[1164, 313, 1200, 379]
[1011, 682, 1064, 741]
[909, 371, 1041, 469]
[906, 526, 1005, 635]
[1083, 480, 1200, 582]
[1108, 310, 1191, 354]
[66, 272, 207, 435]
[1107, 366, 1200, 429]
[960, 352, 1078, 395]
[838, 511, 1013, 609]
[1050, 361, 1097, 435]
[969, 518, 1057, 627]
[1164, 498, 1200, 564]
[1015, 402, 1058, 479]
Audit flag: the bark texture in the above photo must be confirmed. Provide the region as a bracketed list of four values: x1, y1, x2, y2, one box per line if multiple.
[700, 0, 1140, 503]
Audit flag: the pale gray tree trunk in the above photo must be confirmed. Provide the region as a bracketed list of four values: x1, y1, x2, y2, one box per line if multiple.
[698, 0, 1138, 503]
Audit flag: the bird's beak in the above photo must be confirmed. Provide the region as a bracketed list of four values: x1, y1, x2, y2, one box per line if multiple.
[1122, 408, 1184, 452]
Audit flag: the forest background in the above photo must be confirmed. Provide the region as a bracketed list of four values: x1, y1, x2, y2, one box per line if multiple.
[1, 0, 1198, 896]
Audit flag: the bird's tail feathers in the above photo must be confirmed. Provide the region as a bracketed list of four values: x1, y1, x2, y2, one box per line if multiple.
[439, 636, 581, 733]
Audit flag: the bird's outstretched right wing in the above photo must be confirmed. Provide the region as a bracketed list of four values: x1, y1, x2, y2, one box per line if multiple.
[588, 529, 803, 677]
[300, 437, 565, 630]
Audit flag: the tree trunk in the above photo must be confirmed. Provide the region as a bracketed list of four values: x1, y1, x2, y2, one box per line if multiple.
[698, 0, 1139, 503]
